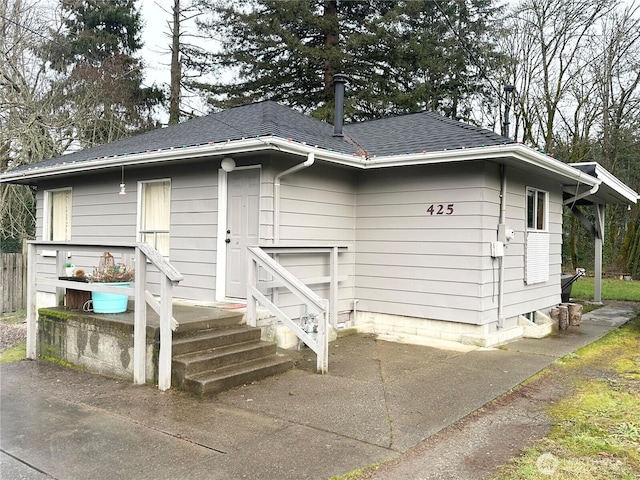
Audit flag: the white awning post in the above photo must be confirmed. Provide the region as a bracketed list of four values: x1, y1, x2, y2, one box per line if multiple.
[594, 203, 605, 304]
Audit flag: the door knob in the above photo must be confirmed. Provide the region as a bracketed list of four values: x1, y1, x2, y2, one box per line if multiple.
[225, 238, 231, 243]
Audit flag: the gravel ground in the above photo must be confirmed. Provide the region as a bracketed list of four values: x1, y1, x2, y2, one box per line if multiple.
[0, 316, 27, 353]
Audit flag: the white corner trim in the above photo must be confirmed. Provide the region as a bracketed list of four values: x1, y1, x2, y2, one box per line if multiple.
[215, 168, 228, 301]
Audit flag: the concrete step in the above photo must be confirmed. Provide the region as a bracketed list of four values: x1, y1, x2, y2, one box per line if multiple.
[173, 340, 278, 380]
[172, 326, 261, 356]
[172, 311, 245, 336]
[183, 355, 293, 396]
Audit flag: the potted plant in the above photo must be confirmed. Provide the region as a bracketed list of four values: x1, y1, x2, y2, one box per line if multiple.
[88, 252, 134, 313]
[64, 262, 75, 277]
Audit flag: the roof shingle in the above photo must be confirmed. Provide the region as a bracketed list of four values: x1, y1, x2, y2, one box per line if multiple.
[8, 101, 512, 173]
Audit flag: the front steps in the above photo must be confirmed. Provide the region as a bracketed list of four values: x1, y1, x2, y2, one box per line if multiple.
[171, 312, 292, 396]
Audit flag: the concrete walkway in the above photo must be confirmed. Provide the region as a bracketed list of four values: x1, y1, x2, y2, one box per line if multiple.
[1, 304, 636, 480]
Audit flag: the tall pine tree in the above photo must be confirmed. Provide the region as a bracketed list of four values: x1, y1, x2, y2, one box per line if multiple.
[45, 0, 163, 146]
[187, 0, 503, 122]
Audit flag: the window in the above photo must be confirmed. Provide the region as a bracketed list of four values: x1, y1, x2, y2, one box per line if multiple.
[526, 188, 547, 231]
[45, 189, 72, 241]
[525, 187, 549, 284]
[138, 180, 170, 256]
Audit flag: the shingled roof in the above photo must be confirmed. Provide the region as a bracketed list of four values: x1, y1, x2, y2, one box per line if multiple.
[6, 100, 512, 174]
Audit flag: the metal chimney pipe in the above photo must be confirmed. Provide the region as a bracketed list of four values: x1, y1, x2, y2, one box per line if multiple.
[333, 74, 348, 137]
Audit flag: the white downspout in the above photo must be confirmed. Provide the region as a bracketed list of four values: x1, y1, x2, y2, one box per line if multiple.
[497, 165, 507, 327]
[274, 152, 315, 242]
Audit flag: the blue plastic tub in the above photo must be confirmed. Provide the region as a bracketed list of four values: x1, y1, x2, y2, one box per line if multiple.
[91, 282, 130, 313]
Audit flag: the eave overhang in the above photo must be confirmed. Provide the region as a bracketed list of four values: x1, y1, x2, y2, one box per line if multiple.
[0, 136, 600, 191]
[569, 162, 638, 205]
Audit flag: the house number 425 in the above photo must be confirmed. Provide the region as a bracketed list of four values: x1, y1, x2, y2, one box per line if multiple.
[426, 204, 454, 215]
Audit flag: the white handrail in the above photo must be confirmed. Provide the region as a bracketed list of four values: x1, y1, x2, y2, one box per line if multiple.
[246, 246, 330, 373]
[25, 241, 182, 391]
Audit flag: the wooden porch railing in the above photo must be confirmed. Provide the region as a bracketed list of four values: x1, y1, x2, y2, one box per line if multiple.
[25, 241, 183, 391]
[246, 245, 346, 373]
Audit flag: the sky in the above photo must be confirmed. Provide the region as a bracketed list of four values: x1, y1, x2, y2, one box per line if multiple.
[140, 0, 217, 120]
[140, 1, 174, 91]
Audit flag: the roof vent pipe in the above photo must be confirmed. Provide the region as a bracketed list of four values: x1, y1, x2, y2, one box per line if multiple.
[333, 74, 348, 137]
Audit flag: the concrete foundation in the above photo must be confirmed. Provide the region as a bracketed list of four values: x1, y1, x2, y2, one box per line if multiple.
[351, 310, 554, 348]
[37, 307, 158, 382]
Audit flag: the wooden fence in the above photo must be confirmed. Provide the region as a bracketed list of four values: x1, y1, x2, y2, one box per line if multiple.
[1, 253, 25, 314]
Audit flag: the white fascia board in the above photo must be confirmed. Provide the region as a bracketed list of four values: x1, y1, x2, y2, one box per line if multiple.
[571, 162, 638, 204]
[1, 136, 601, 189]
[0, 137, 362, 183]
[0, 138, 277, 183]
[362, 144, 600, 186]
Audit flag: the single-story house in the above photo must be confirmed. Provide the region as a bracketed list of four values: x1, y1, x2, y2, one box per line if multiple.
[2, 80, 638, 348]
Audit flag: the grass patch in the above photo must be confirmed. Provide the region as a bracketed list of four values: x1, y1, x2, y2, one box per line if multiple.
[570, 277, 640, 302]
[329, 464, 382, 480]
[0, 341, 26, 364]
[490, 316, 640, 479]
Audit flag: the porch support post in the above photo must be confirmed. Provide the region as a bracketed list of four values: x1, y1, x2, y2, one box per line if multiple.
[594, 203, 605, 304]
[55, 251, 66, 306]
[570, 204, 605, 304]
[330, 246, 338, 327]
[26, 242, 37, 359]
[317, 299, 329, 373]
[158, 276, 173, 391]
[246, 252, 257, 327]
[133, 247, 147, 384]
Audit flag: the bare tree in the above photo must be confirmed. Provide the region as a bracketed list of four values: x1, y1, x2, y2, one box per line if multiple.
[505, 0, 615, 151]
[155, 0, 202, 124]
[0, 0, 73, 243]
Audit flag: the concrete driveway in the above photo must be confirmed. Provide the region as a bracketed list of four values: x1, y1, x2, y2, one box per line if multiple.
[1, 304, 635, 479]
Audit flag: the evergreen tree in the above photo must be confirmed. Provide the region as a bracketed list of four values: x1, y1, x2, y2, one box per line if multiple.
[187, 0, 503, 122]
[44, 0, 163, 146]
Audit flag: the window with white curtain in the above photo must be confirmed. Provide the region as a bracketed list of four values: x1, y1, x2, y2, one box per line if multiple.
[45, 189, 72, 241]
[138, 180, 170, 256]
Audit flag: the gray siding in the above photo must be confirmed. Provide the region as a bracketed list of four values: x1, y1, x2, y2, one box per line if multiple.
[498, 166, 564, 317]
[262, 162, 356, 317]
[355, 162, 499, 324]
[33, 153, 567, 329]
[35, 162, 220, 301]
[354, 161, 565, 325]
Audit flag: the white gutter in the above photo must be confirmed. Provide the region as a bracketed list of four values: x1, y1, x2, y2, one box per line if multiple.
[273, 153, 315, 242]
[563, 183, 600, 206]
[1, 137, 600, 189]
[571, 162, 638, 204]
[497, 166, 507, 327]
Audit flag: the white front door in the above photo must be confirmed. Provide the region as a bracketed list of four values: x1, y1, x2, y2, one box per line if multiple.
[225, 168, 260, 298]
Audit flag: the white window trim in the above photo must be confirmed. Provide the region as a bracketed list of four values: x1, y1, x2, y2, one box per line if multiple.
[137, 179, 171, 255]
[42, 188, 72, 256]
[43, 187, 72, 241]
[526, 187, 549, 232]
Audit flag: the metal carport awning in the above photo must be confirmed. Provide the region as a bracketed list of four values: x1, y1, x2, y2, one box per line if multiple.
[564, 162, 639, 303]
